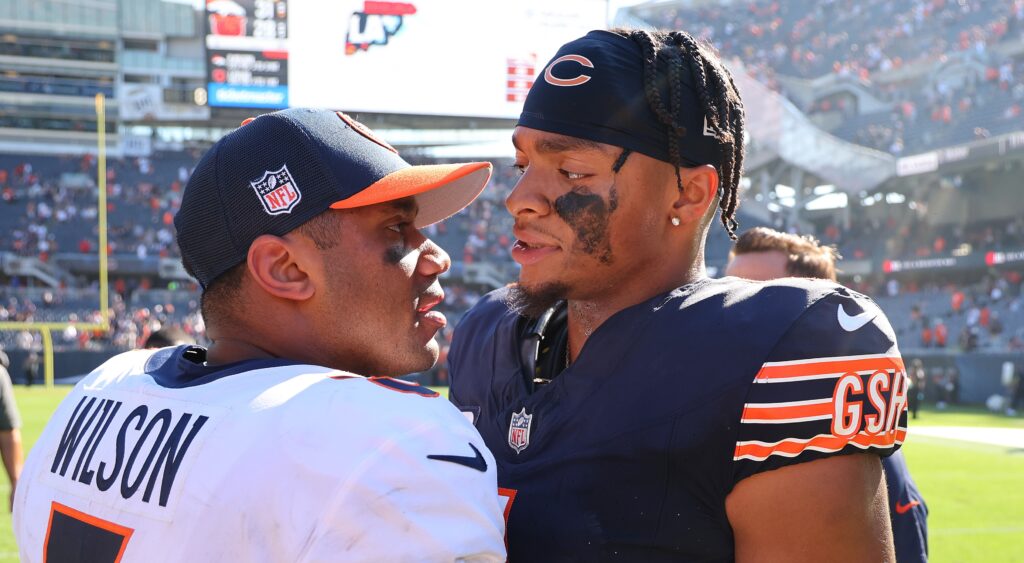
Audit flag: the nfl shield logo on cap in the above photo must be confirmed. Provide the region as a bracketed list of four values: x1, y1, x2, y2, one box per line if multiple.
[508, 407, 533, 454]
[250, 164, 302, 215]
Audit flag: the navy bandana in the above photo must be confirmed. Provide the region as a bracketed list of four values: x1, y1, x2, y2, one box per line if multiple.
[518, 30, 722, 168]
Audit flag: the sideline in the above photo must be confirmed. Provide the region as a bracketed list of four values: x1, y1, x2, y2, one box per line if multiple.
[909, 426, 1024, 449]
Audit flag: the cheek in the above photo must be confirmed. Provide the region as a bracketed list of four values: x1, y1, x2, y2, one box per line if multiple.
[554, 186, 618, 263]
[636, 206, 662, 238]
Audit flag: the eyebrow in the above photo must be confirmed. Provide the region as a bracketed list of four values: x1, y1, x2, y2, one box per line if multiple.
[512, 133, 610, 155]
[383, 197, 418, 216]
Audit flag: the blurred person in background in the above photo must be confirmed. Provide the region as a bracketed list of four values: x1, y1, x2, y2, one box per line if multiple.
[0, 349, 22, 511]
[22, 351, 38, 387]
[141, 325, 196, 349]
[909, 359, 927, 420]
[726, 226, 929, 563]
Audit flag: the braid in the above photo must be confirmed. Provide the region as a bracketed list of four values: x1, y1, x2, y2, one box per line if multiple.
[615, 28, 746, 240]
[671, 32, 721, 132]
[629, 30, 687, 195]
[722, 71, 745, 235]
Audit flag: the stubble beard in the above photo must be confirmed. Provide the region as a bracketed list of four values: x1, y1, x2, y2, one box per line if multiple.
[505, 281, 570, 319]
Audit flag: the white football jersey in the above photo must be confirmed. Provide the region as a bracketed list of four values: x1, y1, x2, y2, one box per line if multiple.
[14, 346, 506, 562]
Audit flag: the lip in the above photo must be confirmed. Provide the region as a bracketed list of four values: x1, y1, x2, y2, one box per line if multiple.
[511, 240, 561, 266]
[415, 290, 447, 331]
[510, 226, 562, 266]
[512, 226, 560, 248]
[416, 291, 444, 313]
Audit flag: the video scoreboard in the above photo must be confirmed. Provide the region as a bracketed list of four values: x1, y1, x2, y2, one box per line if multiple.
[205, 0, 606, 118]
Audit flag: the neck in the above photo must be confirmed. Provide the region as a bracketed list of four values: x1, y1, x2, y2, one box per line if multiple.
[204, 336, 279, 366]
[565, 259, 707, 363]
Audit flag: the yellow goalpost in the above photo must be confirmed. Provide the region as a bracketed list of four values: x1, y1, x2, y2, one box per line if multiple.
[0, 93, 112, 387]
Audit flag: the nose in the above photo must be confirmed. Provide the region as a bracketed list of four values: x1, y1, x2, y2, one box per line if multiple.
[417, 237, 450, 277]
[505, 170, 551, 219]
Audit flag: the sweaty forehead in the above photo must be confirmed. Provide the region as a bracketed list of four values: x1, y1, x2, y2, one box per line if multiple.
[512, 127, 617, 157]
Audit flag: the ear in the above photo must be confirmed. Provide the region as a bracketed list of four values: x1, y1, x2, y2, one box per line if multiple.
[671, 165, 719, 225]
[246, 234, 315, 302]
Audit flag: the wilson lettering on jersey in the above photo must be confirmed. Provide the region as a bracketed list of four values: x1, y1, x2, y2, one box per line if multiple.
[48, 395, 209, 509]
[16, 347, 506, 562]
[448, 277, 906, 561]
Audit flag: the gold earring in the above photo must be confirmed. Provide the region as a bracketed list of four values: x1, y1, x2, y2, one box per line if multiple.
[671, 217, 681, 226]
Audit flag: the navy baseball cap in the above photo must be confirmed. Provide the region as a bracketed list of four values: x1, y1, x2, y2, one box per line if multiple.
[175, 108, 492, 288]
[518, 30, 722, 168]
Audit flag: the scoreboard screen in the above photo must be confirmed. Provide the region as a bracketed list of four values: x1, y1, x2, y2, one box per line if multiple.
[206, 0, 290, 108]
[204, 0, 606, 117]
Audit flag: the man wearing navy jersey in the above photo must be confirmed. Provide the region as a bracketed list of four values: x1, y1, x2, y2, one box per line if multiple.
[448, 29, 907, 561]
[727, 227, 928, 563]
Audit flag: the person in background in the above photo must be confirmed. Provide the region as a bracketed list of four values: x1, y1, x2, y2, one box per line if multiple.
[726, 226, 929, 563]
[0, 349, 23, 512]
[22, 351, 38, 387]
[142, 325, 196, 349]
[909, 359, 927, 420]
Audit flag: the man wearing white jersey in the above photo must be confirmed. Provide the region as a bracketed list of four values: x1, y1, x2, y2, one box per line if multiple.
[14, 108, 505, 562]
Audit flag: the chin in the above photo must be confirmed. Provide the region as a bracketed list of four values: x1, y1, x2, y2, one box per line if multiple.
[389, 343, 439, 377]
[517, 266, 557, 290]
[505, 281, 569, 319]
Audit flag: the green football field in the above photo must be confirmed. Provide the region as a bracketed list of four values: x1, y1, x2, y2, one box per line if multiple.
[1, 387, 1021, 562]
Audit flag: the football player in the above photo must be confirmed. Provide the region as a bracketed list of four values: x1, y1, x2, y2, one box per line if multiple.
[726, 226, 929, 563]
[448, 29, 907, 561]
[15, 109, 506, 562]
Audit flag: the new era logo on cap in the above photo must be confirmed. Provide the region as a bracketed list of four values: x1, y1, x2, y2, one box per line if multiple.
[250, 165, 301, 215]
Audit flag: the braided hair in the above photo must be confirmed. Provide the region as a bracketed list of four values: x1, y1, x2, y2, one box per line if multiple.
[612, 28, 745, 239]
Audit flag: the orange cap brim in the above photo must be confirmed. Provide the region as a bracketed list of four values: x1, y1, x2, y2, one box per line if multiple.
[329, 162, 493, 227]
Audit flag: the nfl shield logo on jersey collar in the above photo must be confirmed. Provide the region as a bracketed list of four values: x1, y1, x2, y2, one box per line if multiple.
[508, 407, 533, 454]
[250, 164, 301, 215]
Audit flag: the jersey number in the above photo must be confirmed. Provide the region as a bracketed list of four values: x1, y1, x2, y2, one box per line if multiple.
[498, 487, 517, 548]
[44, 502, 133, 563]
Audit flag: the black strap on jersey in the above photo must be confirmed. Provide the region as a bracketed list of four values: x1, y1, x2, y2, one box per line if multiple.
[517, 301, 569, 392]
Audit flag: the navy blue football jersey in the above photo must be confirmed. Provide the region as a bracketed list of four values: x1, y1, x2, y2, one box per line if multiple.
[884, 451, 929, 562]
[448, 277, 908, 562]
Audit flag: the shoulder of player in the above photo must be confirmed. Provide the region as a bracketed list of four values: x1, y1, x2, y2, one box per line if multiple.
[278, 375, 478, 465]
[298, 374, 467, 427]
[80, 348, 160, 386]
[652, 277, 843, 336]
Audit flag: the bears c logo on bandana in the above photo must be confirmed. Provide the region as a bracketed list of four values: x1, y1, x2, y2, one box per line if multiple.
[543, 54, 594, 87]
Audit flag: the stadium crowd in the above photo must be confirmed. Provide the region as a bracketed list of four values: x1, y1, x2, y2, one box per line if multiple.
[638, 0, 1024, 154]
[4, 0, 1024, 376]
[2, 150, 1024, 365]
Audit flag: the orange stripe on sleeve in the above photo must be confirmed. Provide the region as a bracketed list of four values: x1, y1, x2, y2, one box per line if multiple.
[755, 354, 905, 382]
[740, 400, 833, 422]
[733, 428, 906, 461]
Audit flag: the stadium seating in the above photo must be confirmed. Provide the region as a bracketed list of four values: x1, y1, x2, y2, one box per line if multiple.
[635, 0, 1024, 154]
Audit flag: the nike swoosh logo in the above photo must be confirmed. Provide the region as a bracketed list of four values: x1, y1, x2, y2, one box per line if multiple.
[427, 442, 487, 472]
[837, 303, 876, 332]
[895, 500, 921, 514]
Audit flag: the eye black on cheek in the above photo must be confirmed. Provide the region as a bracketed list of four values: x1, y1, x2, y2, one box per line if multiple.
[383, 245, 406, 265]
[554, 184, 618, 264]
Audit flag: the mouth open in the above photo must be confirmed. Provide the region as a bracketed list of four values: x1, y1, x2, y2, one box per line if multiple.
[416, 293, 447, 330]
[511, 239, 561, 265]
